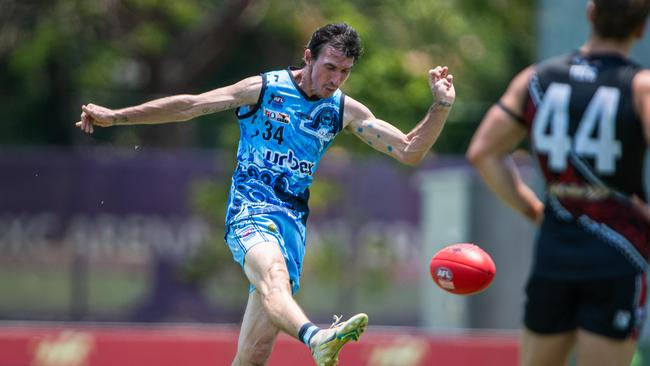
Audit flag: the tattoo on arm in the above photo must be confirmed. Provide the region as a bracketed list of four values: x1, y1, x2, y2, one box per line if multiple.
[224, 102, 239, 111]
[113, 116, 129, 125]
[433, 100, 453, 108]
[202, 102, 239, 115]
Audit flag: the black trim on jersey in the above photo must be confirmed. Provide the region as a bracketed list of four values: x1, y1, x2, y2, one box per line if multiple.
[286, 67, 322, 102]
[235, 73, 267, 119]
[338, 93, 346, 132]
[496, 100, 526, 126]
[577, 50, 641, 69]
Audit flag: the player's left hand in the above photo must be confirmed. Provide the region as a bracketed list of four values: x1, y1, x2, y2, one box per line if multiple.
[428, 66, 455, 108]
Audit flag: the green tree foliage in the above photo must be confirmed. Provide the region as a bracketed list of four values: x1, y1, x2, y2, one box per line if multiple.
[1, 0, 533, 153]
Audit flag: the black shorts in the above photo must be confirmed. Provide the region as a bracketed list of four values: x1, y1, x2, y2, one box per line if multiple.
[524, 274, 647, 339]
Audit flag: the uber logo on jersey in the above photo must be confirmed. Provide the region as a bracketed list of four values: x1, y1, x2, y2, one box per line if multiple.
[299, 103, 341, 142]
[264, 148, 315, 175]
[263, 108, 290, 124]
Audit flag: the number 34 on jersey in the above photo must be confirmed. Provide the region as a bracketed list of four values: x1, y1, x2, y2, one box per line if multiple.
[533, 82, 622, 175]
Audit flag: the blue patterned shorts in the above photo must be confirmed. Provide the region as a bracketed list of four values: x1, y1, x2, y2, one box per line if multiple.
[225, 212, 306, 294]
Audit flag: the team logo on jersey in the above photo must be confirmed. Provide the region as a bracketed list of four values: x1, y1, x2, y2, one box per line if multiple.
[569, 64, 598, 83]
[263, 108, 290, 124]
[264, 148, 315, 175]
[299, 103, 340, 142]
[268, 93, 285, 108]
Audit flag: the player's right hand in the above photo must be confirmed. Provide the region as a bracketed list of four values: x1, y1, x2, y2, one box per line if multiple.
[75, 104, 116, 134]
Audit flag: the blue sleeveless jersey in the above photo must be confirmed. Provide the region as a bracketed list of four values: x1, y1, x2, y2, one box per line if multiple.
[225, 68, 345, 225]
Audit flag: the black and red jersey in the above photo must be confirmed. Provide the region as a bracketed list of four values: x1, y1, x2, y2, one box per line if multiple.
[521, 51, 649, 276]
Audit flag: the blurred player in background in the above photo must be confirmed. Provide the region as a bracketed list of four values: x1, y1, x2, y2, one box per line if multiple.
[76, 23, 455, 366]
[467, 0, 650, 365]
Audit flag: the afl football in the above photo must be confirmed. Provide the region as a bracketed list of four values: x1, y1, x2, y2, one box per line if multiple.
[429, 243, 496, 295]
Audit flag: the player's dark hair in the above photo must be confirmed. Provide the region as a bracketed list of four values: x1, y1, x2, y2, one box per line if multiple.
[306, 23, 363, 62]
[592, 0, 650, 39]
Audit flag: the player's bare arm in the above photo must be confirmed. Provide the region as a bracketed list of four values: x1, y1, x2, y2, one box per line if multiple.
[343, 66, 454, 166]
[466, 66, 544, 223]
[75, 75, 263, 134]
[633, 69, 650, 145]
[631, 69, 650, 221]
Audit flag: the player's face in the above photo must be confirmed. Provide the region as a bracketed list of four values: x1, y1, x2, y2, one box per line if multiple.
[307, 45, 354, 98]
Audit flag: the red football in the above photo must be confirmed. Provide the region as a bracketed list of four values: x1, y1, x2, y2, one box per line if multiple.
[429, 243, 496, 295]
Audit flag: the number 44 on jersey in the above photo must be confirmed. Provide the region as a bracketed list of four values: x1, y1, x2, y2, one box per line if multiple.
[533, 83, 622, 175]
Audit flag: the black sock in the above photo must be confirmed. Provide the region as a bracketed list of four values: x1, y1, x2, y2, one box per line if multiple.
[298, 322, 321, 346]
